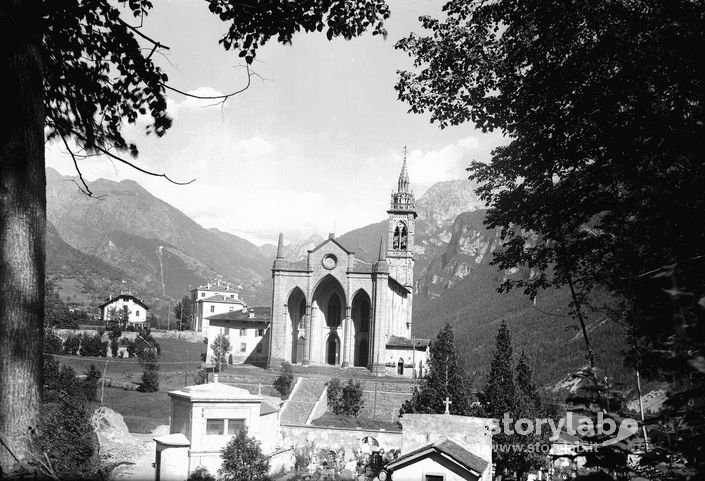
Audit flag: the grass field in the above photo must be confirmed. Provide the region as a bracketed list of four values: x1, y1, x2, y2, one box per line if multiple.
[54, 337, 207, 432]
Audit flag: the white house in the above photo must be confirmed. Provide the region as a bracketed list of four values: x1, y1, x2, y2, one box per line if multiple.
[385, 414, 494, 481]
[99, 294, 149, 327]
[205, 306, 271, 367]
[154, 381, 293, 481]
[191, 283, 245, 332]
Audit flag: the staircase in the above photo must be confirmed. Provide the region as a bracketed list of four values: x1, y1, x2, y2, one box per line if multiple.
[280, 377, 327, 426]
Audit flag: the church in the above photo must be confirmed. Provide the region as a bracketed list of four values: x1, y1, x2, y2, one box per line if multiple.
[267, 157, 428, 375]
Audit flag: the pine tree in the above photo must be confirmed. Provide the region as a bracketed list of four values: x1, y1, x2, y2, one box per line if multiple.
[401, 323, 472, 415]
[482, 321, 515, 417]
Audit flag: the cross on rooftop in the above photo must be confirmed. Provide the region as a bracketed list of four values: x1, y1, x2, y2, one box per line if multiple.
[444, 397, 452, 415]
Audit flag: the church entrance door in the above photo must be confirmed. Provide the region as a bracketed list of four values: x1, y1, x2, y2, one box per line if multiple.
[356, 339, 368, 367]
[296, 337, 305, 363]
[326, 334, 340, 365]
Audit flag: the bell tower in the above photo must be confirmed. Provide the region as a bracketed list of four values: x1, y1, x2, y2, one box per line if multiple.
[386, 147, 417, 288]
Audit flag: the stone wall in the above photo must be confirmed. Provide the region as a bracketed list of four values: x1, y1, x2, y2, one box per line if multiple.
[281, 425, 402, 457]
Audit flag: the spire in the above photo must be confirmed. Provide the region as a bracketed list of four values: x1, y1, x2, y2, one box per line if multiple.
[378, 236, 386, 261]
[276, 232, 284, 259]
[398, 146, 410, 193]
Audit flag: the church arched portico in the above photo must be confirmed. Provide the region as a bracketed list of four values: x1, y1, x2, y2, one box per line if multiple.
[286, 287, 306, 363]
[311, 274, 347, 365]
[351, 289, 371, 367]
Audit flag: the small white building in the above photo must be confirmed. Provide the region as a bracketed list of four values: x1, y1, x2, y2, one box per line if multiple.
[205, 306, 271, 367]
[385, 414, 493, 481]
[154, 381, 293, 481]
[384, 336, 430, 378]
[99, 294, 149, 327]
[192, 292, 245, 333]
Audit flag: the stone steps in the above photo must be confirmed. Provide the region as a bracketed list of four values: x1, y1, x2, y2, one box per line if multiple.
[280, 378, 327, 425]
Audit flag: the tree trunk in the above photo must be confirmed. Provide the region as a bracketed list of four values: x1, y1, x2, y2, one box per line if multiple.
[0, 0, 45, 473]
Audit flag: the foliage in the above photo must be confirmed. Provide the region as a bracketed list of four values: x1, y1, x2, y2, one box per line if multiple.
[210, 333, 231, 371]
[45, 285, 79, 329]
[137, 335, 160, 392]
[39, 356, 99, 477]
[397, 1, 705, 477]
[110, 338, 119, 358]
[218, 426, 270, 481]
[273, 361, 294, 398]
[327, 378, 364, 417]
[194, 367, 207, 385]
[63, 334, 81, 355]
[401, 323, 473, 415]
[79, 332, 107, 357]
[83, 364, 102, 402]
[108, 306, 130, 330]
[174, 295, 192, 330]
[44, 330, 63, 354]
[477, 323, 548, 479]
[187, 466, 216, 481]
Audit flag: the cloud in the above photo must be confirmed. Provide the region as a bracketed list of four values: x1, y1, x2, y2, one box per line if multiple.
[406, 132, 506, 195]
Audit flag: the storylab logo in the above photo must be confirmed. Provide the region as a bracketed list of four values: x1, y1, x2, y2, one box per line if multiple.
[490, 412, 640, 447]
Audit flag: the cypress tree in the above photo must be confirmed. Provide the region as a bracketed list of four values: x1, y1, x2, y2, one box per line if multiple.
[483, 320, 515, 416]
[401, 323, 472, 415]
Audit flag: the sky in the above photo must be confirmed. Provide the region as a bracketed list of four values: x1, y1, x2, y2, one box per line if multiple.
[46, 0, 505, 246]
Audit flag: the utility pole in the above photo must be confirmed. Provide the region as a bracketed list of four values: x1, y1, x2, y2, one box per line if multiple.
[184, 348, 189, 386]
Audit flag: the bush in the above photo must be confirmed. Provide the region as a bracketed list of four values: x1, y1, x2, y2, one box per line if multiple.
[327, 378, 364, 417]
[194, 368, 207, 385]
[83, 364, 102, 401]
[39, 356, 99, 477]
[79, 332, 104, 357]
[44, 330, 63, 354]
[63, 334, 80, 355]
[187, 466, 216, 481]
[139, 368, 160, 392]
[218, 426, 270, 481]
[273, 362, 294, 398]
[110, 338, 119, 357]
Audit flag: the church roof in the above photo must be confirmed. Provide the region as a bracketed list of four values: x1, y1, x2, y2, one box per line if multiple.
[386, 335, 430, 349]
[308, 234, 354, 255]
[386, 437, 488, 476]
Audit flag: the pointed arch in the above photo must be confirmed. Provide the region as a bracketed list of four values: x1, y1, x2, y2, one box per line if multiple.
[326, 332, 340, 365]
[286, 287, 306, 363]
[351, 289, 371, 367]
[312, 274, 346, 329]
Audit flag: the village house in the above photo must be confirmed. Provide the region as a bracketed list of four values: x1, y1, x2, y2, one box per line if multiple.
[205, 306, 271, 366]
[99, 293, 149, 327]
[154, 380, 293, 481]
[191, 283, 245, 333]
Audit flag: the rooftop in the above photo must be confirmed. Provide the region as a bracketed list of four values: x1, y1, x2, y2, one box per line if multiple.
[386, 437, 488, 475]
[386, 335, 430, 349]
[206, 306, 272, 323]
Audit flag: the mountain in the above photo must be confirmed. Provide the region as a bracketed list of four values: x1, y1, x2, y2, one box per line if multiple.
[45, 168, 272, 316]
[45, 170, 627, 387]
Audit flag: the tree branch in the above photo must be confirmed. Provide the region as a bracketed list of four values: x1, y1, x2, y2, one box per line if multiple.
[117, 17, 170, 51]
[57, 129, 94, 197]
[162, 65, 253, 106]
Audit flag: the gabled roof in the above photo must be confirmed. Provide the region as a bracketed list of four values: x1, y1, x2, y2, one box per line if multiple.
[386, 437, 488, 476]
[206, 306, 272, 323]
[260, 400, 279, 416]
[197, 294, 244, 304]
[386, 335, 430, 349]
[308, 235, 354, 256]
[98, 294, 149, 310]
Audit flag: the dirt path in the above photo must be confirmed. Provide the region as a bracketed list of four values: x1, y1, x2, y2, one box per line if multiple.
[109, 430, 164, 481]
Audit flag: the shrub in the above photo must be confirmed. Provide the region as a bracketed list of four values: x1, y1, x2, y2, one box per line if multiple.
[194, 368, 207, 385]
[218, 426, 270, 481]
[187, 466, 216, 481]
[327, 378, 364, 416]
[63, 334, 80, 355]
[44, 330, 63, 354]
[83, 364, 102, 401]
[110, 338, 119, 357]
[273, 362, 294, 398]
[79, 332, 104, 357]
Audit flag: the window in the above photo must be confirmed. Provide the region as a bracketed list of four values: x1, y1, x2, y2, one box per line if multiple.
[425, 476, 444, 481]
[224, 328, 229, 336]
[326, 293, 341, 327]
[135, 310, 140, 317]
[256, 329, 264, 337]
[227, 419, 245, 435]
[229, 306, 234, 311]
[201, 293, 205, 297]
[206, 419, 224, 435]
[230, 294, 235, 299]
[240, 343, 247, 352]
[239, 328, 247, 336]
[210, 305, 215, 313]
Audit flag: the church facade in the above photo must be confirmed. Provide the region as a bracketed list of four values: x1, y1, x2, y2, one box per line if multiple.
[267, 158, 427, 374]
